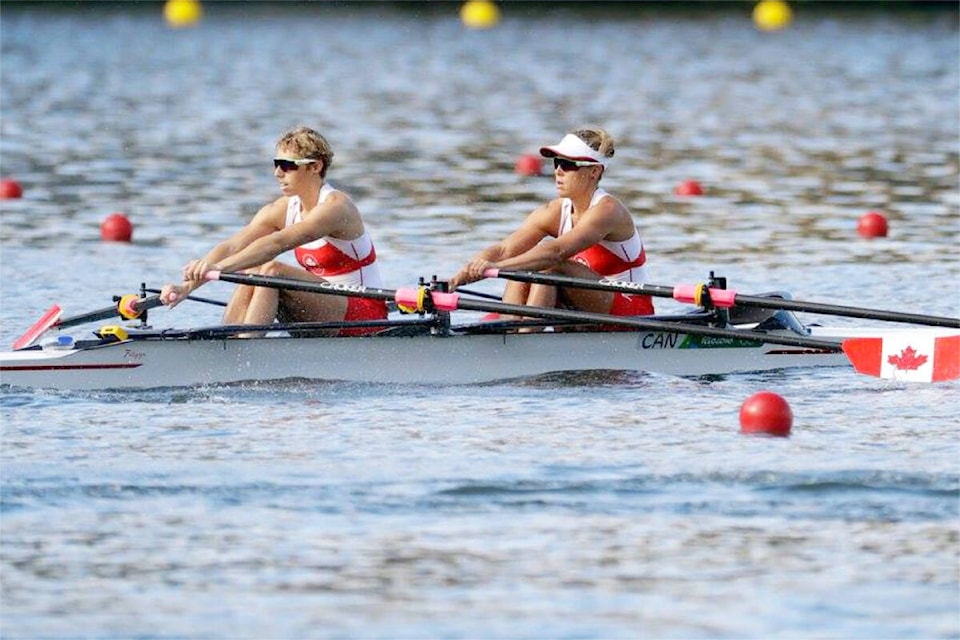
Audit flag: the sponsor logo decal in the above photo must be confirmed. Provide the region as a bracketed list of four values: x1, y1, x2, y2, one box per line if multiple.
[679, 335, 763, 349]
[319, 281, 367, 294]
[599, 278, 643, 291]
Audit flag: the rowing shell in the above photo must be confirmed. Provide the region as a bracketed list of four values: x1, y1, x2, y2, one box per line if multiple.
[0, 315, 852, 391]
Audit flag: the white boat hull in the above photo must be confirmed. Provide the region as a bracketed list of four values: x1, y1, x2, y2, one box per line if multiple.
[0, 327, 849, 391]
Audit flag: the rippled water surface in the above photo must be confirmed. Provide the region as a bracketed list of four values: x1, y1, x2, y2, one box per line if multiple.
[1, 3, 959, 639]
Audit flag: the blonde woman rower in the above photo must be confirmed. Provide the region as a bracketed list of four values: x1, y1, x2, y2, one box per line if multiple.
[160, 126, 387, 336]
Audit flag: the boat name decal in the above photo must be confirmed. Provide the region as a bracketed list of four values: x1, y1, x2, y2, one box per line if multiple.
[123, 348, 146, 361]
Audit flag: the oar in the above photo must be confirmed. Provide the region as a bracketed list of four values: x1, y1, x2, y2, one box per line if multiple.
[12, 305, 63, 351]
[455, 287, 502, 302]
[144, 288, 227, 307]
[484, 269, 960, 329]
[206, 271, 960, 382]
[12, 294, 163, 350]
[207, 270, 842, 350]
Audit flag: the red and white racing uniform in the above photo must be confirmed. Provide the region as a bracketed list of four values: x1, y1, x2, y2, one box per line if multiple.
[558, 188, 655, 316]
[285, 183, 387, 335]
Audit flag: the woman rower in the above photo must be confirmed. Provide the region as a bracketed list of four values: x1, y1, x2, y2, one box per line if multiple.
[160, 125, 387, 336]
[449, 126, 654, 325]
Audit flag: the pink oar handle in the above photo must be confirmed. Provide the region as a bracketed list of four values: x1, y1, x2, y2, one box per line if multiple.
[394, 287, 422, 311]
[483, 268, 500, 278]
[672, 284, 737, 308]
[430, 291, 459, 312]
[205, 270, 222, 281]
[395, 288, 460, 312]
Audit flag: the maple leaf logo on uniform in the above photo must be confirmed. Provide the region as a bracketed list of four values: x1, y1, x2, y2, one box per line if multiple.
[887, 346, 929, 371]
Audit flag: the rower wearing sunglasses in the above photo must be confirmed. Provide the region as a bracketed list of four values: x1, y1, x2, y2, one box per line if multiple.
[449, 126, 654, 325]
[160, 126, 386, 335]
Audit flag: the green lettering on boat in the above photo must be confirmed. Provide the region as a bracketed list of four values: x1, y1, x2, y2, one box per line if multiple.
[679, 334, 764, 349]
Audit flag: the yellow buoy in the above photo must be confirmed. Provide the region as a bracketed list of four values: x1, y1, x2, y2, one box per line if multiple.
[753, 0, 792, 32]
[460, 0, 500, 30]
[164, 0, 203, 28]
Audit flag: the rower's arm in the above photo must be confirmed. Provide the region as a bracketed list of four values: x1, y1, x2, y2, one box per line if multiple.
[451, 202, 558, 288]
[203, 207, 279, 265]
[214, 193, 356, 275]
[172, 201, 284, 297]
[494, 202, 612, 273]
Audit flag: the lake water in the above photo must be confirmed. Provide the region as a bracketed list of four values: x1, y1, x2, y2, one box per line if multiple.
[1, 3, 958, 638]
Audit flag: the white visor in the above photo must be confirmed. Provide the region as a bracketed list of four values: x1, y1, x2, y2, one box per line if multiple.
[539, 134, 608, 167]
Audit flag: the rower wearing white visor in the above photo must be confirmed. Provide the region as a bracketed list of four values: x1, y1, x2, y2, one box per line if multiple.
[450, 126, 654, 327]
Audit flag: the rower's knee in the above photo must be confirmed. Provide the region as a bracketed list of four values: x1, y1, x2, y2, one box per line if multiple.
[254, 261, 285, 277]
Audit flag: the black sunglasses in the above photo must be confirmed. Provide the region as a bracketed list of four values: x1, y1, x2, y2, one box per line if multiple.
[273, 158, 317, 172]
[553, 157, 599, 172]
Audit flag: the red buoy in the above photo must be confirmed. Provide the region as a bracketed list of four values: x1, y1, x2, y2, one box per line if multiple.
[857, 211, 888, 238]
[101, 213, 133, 242]
[674, 180, 703, 196]
[514, 154, 542, 177]
[0, 179, 23, 199]
[739, 391, 793, 437]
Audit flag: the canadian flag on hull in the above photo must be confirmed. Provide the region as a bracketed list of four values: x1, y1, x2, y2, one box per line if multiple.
[843, 334, 960, 383]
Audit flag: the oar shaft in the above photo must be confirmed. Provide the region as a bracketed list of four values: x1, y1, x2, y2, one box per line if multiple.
[209, 271, 841, 351]
[487, 269, 676, 297]
[451, 298, 846, 351]
[488, 269, 960, 328]
[58, 295, 163, 329]
[145, 288, 227, 307]
[449, 297, 840, 350]
[729, 293, 960, 327]
[211, 271, 397, 302]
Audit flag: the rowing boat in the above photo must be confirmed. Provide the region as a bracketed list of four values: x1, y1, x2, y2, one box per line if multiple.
[2, 271, 956, 391]
[0, 313, 848, 391]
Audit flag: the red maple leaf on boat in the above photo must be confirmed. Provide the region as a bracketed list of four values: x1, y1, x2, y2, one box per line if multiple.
[887, 346, 928, 371]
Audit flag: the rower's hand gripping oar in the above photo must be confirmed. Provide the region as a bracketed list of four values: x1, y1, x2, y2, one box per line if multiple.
[485, 268, 960, 329]
[12, 294, 163, 350]
[483, 268, 960, 382]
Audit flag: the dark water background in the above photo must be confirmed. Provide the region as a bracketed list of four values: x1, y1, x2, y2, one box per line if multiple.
[1, 3, 958, 638]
